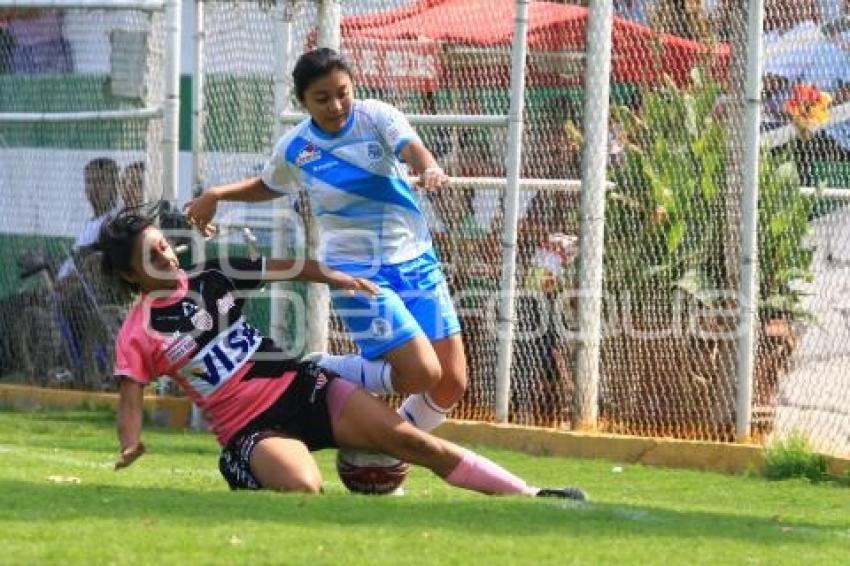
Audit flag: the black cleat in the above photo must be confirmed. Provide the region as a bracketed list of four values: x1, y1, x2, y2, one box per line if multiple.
[536, 487, 589, 502]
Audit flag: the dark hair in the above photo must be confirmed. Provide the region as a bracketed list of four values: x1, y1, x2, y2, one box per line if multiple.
[123, 161, 145, 177]
[95, 203, 158, 289]
[84, 157, 119, 216]
[292, 47, 353, 102]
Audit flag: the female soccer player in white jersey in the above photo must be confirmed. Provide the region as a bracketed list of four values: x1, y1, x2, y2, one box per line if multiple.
[100, 205, 586, 500]
[185, 48, 466, 435]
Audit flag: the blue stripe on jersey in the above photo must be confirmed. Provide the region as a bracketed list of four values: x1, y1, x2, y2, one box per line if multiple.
[285, 136, 421, 213]
[317, 199, 385, 221]
[393, 135, 416, 157]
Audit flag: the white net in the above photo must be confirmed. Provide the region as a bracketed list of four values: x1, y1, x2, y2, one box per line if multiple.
[0, 6, 164, 390]
[195, 1, 850, 456]
[756, 2, 850, 457]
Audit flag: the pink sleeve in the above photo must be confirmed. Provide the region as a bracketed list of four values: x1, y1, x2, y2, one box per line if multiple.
[114, 325, 154, 385]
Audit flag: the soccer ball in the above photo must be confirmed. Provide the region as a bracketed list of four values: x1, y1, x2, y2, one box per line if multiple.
[336, 448, 410, 495]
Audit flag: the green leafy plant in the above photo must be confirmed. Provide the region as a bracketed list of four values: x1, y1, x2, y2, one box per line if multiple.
[566, 70, 815, 320]
[757, 153, 815, 319]
[604, 73, 728, 313]
[762, 433, 828, 482]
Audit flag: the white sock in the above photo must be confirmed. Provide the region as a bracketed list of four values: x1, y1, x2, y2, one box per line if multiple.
[308, 353, 395, 395]
[398, 393, 451, 432]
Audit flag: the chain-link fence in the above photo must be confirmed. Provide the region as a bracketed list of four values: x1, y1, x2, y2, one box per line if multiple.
[0, 3, 169, 390]
[3, 0, 849, 458]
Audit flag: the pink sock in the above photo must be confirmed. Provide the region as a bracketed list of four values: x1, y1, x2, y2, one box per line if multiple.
[445, 451, 537, 496]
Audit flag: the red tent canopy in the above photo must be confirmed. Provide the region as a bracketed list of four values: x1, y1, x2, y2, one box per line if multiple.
[340, 0, 730, 90]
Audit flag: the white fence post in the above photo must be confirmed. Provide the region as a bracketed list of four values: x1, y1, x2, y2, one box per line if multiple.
[735, 0, 766, 442]
[494, 0, 531, 423]
[574, 0, 614, 431]
[161, 0, 181, 202]
[270, 0, 296, 349]
[191, 0, 205, 197]
[304, 0, 341, 354]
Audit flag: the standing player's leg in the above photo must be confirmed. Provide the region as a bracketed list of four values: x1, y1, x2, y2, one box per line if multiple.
[385, 334, 465, 432]
[314, 252, 467, 433]
[313, 287, 443, 399]
[327, 378, 587, 500]
[394, 256, 467, 431]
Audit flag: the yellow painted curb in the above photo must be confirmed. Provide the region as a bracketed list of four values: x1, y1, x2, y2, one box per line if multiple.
[2, 384, 848, 477]
[434, 420, 850, 477]
[0, 384, 191, 429]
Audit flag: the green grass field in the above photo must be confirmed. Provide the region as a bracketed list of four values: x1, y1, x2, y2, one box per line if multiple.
[0, 409, 848, 565]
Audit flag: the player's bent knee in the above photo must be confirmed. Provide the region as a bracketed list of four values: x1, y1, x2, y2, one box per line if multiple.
[250, 438, 324, 494]
[392, 361, 442, 394]
[262, 470, 323, 494]
[441, 367, 468, 395]
[417, 362, 443, 390]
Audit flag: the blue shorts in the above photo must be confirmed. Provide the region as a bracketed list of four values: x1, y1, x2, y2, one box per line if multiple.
[330, 248, 461, 360]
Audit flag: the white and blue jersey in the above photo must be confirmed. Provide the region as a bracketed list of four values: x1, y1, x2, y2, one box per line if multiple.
[261, 99, 432, 268]
[260, 99, 460, 358]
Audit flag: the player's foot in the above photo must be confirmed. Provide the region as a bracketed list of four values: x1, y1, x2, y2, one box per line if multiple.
[535, 487, 589, 502]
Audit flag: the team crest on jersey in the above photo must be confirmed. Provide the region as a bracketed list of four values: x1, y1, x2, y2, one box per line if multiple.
[191, 309, 214, 331]
[295, 143, 322, 166]
[367, 142, 384, 160]
[181, 300, 198, 317]
[217, 292, 236, 314]
[370, 317, 392, 339]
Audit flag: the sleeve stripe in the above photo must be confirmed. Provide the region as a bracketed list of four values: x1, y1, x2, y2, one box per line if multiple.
[394, 135, 419, 157]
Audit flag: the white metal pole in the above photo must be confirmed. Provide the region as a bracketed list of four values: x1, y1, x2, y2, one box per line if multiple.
[317, 0, 341, 50]
[191, 0, 205, 197]
[161, 0, 181, 202]
[735, 0, 765, 442]
[0, 108, 161, 122]
[305, 0, 341, 354]
[573, 0, 614, 431]
[0, 0, 163, 8]
[494, 0, 531, 423]
[270, 0, 294, 348]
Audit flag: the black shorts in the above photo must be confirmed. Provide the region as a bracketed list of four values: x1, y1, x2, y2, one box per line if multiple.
[218, 361, 339, 490]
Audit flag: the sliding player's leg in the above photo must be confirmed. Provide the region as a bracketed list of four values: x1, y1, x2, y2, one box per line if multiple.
[220, 429, 324, 493]
[327, 378, 587, 500]
[250, 436, 323, 493]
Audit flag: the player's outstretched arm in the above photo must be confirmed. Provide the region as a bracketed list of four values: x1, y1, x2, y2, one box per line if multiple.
[264, 258, 379, 296]
[115, 376, 146, 470]
[184, 177, 278, 237]
[400, 141, 449, 191]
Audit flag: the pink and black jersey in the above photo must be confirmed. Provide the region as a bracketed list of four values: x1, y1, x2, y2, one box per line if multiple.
[114, 258, 298, 446]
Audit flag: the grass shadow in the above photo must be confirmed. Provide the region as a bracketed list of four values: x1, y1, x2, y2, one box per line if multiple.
[0, 478, 845, 547]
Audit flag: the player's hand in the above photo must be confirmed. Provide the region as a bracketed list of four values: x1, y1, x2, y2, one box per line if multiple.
[183, 192, 219, 238]
[416, 166, 449, 191]
[114, 442, 146, 470]
[338, 276, 381, 297]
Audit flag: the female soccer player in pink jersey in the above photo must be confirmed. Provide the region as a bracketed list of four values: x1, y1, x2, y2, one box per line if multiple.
[184, 48, 466, 438]
[99, 206, 586, 500]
